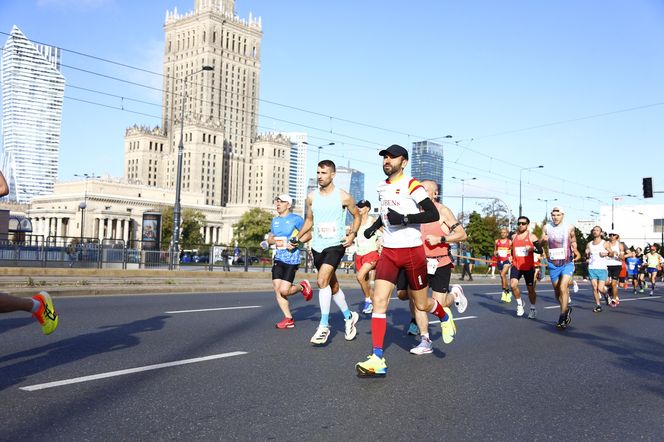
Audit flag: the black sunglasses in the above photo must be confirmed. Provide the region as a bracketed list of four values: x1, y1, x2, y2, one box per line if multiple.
[517, 221, 529, 225]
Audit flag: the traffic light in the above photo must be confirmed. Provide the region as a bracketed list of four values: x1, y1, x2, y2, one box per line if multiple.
[643, 177, 653, 198]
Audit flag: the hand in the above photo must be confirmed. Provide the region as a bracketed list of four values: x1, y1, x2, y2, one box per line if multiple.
[425, 234, 438, 246]
[289, 238, 301, 249]
[341, 232, 355, 248]
[387, 208, 405, 225]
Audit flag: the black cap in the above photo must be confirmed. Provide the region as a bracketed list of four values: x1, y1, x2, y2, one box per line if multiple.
[379, 144, 409, 160]
[357, 199, 371, 209]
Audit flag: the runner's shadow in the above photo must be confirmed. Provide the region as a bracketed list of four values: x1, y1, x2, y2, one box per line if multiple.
[0, 317, 34, 334]
[0, 315, 170, 391]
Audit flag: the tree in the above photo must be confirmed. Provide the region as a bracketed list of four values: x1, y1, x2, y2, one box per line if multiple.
[480, 200, 513, 230]
[233, 208, 274, 248]
[159, 206, 207, 249]
[465, 211, 494, 258]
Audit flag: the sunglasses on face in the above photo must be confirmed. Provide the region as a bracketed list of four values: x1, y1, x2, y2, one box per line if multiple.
[517, 222, 528, 225]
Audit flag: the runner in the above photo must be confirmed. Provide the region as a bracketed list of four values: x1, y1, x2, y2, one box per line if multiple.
[625, 248, 642, 295]
[495, 228, 513, 302]
[353, 200, 381, 315]
[635, 247, 647, 293]
[486, 255, 497, 278]
[267, 194, 314, 329]
[585, 225, 610, 312]
[644, 245, 663, 294]
[294, 160, 361, 345]
[0, 170, 59, 335]
[539, 207, 581, 329]
[409, 179, 468, 355]
[606, 233, 625, 307]
[355, 144, 452, 376]
[509, 216, 542, 319]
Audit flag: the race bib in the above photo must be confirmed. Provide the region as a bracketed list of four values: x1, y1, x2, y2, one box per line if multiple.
[497, 250, 508, 258]
[317, 222, 338, 239]
[427, 258, 439, 275]
[273, 236, 288, 250]
[549, 247, 566, 260]
[514, 246, 529, 257]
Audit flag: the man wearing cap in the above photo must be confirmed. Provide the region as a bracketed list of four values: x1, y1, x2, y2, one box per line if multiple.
[268, 194, 314, 329]
[355, 144, 453, 377]
[294, 160, 361, 345]
[539, 206, 581, 329]
[606, 233, 625, 307]
[354, 199, 381, 315]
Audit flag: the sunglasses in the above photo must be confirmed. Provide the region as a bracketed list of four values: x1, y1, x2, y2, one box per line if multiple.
[517, 221, 529, 225]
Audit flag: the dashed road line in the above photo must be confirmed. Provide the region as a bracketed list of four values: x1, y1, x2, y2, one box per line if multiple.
[166, 305, 261, 314]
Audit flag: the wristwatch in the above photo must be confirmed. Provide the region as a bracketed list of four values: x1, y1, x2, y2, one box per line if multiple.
[402, 215, 409, 226]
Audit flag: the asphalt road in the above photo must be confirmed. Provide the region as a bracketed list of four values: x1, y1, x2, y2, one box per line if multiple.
[2, 280, 663, 441]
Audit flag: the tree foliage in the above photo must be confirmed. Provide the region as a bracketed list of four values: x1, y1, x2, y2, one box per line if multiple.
[465, 211, 495, 258]
[232, 208, 274, 248]
[159, 206, 207, 249]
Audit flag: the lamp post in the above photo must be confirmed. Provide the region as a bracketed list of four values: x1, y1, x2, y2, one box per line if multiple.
[537, 197, 558, 223]
[451, 176, 476, 224]
[519, 165, 544, 217]
[172, 65, 214, 269]
[302, 141, 335, 164]
[610, 194, 637, 231]
[74, 173, 97, 243]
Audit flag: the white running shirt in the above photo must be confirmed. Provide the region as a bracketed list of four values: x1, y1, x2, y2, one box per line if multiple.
[377, 173, 429, 249]
[588, 240, 607, 270]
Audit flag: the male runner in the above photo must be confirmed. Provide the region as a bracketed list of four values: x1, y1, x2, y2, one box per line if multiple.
[606, 233, 625, 307]
[267, 194, 314, 329]
[585, 225, 610, 313]
[353, 200, 381, 315]
[0, 170, 58, 335]
[295, 160, 360, 345]
[539, 207, 580, 329]
[509, 216, 542, 319]
[644, 246, 663, 294]
[625, 249, 642, 295]
[408, 179, 468, 355]
[495, 228, 512, 302]
[355, 144, 452, 376]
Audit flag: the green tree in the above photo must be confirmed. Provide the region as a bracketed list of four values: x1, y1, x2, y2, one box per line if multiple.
[159, 206, 207, 249]
[575, 226, 587, 259]
[465, 211, 494, 258]
[233, 208, 274, 248]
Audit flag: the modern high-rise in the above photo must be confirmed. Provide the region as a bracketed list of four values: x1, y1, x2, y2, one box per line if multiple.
[1, 26, 65, 203]
[125, 0, 264, 207]
[335, 166, 364, 224]
[282, 132, 308, 214]
[411, 140, 444, 195]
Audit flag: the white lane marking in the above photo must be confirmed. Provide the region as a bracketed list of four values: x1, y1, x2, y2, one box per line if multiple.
[20, 352, 248, 392]
[617, 296, 661, 302]
[429, 316, 478, 324]
[166, 306, 261, 314]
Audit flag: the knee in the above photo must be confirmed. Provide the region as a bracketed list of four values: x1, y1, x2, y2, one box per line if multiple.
[413, 297, 429, 312]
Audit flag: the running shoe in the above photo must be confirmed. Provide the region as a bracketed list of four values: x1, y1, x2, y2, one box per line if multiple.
[650, 289, 654, 296]
[344, 311, 359, 341]
[451, 284, 468, 314]
[32, 291, 58, 335]
[564, 306, 573, 326]
[440, 307, 456, 344]
[300, 280, 313, 302]
[615, 298, 620, 306]
[604, 294, 611, 306]
[275, 317, 295, 329]
[516, 303, 525, 317]
[361, 300, 373, 315]
[504, 291, 513, 303]
[572, 280, 579, 293]
[410, 336, 433, 355]
[528, 307, 537, 319]
[310, 325, 330, 345]
[407, 321, 419, 336]
[609, 299, 617, 308]
[593, 305, 602, 313]
[500, 290, 508, 303]
[356, 354, 387, 377]
[555, 313, 567, 330]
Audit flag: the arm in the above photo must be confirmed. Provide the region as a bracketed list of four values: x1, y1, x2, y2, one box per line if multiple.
[363, 216, 383, 239]
[295, 193, 314, 242]
[531, 233, 544, 254]
[425, 204, 466, 245]
[0, 171, 8, 197]
[341, 190, 360, 248]
[386, 197, 439, 225]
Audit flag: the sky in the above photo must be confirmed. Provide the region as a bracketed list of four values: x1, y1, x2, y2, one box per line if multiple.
[1, 0, 663, 227]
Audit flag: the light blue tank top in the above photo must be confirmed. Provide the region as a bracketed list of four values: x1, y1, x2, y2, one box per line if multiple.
[311, 187, 346, 252]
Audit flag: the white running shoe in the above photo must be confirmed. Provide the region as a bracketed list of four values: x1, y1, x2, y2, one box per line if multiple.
[572, 280, 579, 293]
[528, 307, 537, 319]
[410, 336, 433, 355]
[451, 284, 468, 314]
[344, 311, 359, 341]
[310, 326, 330, 345]
[516, 303, 525, 317]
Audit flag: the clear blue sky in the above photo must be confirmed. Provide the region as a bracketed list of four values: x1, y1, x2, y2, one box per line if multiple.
[1, 0, 663, 225]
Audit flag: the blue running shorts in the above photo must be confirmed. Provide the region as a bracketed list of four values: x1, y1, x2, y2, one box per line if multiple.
[548, 261, 575, 283]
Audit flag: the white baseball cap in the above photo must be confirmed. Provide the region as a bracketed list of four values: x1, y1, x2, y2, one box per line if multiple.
[551, 206, 565, 214]
[275, 194, 293, 204]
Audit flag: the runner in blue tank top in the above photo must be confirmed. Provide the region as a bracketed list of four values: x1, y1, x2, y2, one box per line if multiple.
[294, 159, 361, 345]
[539, 206, 581, 330]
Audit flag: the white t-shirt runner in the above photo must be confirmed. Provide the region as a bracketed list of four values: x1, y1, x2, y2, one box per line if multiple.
[377, 173, 429, 249]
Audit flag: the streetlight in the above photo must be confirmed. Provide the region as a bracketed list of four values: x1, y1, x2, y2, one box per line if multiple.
[519, 165, 544, 217]
[172, 65, 214, 269]
[451, 176, 476, 224]
[537, 197, 558, 222]
[74, 173, 97, 243]
[302, 141, 335, 164]
[610, 194, 637, 231]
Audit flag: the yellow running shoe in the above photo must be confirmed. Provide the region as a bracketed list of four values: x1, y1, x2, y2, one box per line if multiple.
[355, 354, 387, 377]
[500, 291, 507, 302]
[32, 291, 58, 335]
[441, 307, 456, 344]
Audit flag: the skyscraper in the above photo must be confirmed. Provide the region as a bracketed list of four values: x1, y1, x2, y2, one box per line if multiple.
[282, 132, 308, 214]
[411, 140, 444, 194]
[335, 166, 364, 224]
[1, 26, 65, 203]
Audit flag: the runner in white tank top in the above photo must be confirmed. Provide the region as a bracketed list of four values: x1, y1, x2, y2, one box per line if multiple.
[585, 226, 611, 312]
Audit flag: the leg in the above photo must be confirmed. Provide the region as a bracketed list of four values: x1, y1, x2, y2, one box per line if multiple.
[0, 292, 33, 313]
